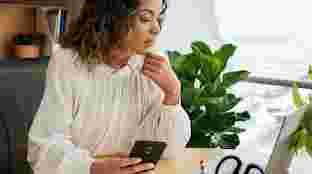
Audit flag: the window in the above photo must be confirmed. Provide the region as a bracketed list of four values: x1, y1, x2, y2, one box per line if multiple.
[214, 0, 312, 166]
[215, 0, 312, 80]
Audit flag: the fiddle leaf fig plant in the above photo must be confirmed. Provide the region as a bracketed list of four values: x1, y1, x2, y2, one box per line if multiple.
[167, 41, 251, 149]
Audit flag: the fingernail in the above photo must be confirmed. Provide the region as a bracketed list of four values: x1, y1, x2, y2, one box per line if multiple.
[148, 163, 155, 168]
[132, 158, 142, 162]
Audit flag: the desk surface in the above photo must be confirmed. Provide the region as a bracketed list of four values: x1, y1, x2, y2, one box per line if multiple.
[154, 148, 223, 174]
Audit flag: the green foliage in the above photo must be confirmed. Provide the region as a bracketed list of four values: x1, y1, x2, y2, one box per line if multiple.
[292, 82, 305, 109]
[288, 104, 312, 156]
[15, 35, 34, 45]
[309, 65, 312, 80]
[167, 41, 251, 149]
[289, 65, 312, 157]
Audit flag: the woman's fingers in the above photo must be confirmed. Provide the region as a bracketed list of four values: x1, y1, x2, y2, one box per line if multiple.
[144, 56, 166, 67]
[116, 157, 142, 168]
[95, 152, 129, 159]
[143, 56, 169, 78]
[121, 162, 155, 174]
[145, 53, 168, 63]
[142, 68, 159, 81]
[91, 157, 144, 174]
[143, 62, 162, 73]
[140, 170, 155, 174]
[112, 152, 129, 158]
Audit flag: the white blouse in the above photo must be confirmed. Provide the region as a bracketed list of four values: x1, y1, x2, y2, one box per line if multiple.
[27, 48, 191, 174]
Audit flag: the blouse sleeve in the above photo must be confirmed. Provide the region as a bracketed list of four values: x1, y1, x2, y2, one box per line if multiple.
[27, 49, 94, 174]
[137, 57, 191, 160]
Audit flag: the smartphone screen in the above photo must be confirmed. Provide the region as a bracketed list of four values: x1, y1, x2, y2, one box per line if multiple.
[129, 140, 167, 165]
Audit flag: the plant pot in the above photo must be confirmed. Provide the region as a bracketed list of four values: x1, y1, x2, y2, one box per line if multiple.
[14, 45, 40, 59]
[183, 147, 224, 164]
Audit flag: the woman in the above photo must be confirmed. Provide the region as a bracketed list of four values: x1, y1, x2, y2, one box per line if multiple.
[27, 0, 191, 174]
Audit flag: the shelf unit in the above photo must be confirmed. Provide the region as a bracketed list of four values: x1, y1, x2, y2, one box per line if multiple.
[0, 0, 68, 58]
[0, 0, 66, 10]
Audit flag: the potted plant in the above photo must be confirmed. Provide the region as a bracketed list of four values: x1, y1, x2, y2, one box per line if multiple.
[167, 41, 251, 149]
[13, 33, 42, 59]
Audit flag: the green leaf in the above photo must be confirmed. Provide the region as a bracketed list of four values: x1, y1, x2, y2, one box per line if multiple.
[196, 94, 241, 112]
[308, 94, 312, 104]
[196, 96, 221, 105]
[184, 104, 196, 116]
[219, 94, 242, 112]
[167, 50, 185, 71]
[185, 53, 201, 70]
[191, 43, 203, 56]
[194, 78, 201, 88]
[225, 127, 246, 133]
[305, 136, 312, 158]
[222, 71, 250, 88]
[198, 69, 212, 84]
[303, 104, 312, 136]
[196, 113, 236, 133]
[211, 58, 224, 81]
[219, 134, 240, 149]
[181, 88, 194, 107]
[235, 111, 251, 122]
[288, 126, 305, 155]
[214, 44, 237, 70]
[309, 65, 312, 80]
[217, 114, 237, 130]
[210, 77, 224, 95]
[191, 41, 213, 56]
[200, 77, 226, 97]
[201, 55, 223, 82]
[213, 87, 227, 97]
[199, 82, 214, 96]
[167, 50, 182, 59]
[292, 82, 305, 109]
[191, 109, 206, 124]
[183, 59, 199, 77]
[181, 87, 203, 107]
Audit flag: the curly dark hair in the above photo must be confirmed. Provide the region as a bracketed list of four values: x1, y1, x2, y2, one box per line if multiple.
[59, 0, 168, 71]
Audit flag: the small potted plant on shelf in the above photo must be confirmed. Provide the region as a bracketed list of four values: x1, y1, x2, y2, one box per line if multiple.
[167, 41, 251, 151]
[13, 33, 42, 59]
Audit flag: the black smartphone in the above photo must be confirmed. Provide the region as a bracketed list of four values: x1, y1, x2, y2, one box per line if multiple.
[129, 140, 167, 165]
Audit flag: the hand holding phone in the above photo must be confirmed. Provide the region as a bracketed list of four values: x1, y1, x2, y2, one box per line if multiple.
[129, 140, 167, 165]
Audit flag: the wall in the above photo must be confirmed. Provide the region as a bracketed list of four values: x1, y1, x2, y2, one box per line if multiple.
[156, 0, 222, 53]
[0, 7, 35, 58]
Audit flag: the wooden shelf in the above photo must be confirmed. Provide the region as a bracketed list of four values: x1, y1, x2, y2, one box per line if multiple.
[0, 0, 66, 10]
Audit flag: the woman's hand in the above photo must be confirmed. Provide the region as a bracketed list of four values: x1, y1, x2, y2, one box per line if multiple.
[91, 153, 155, 174]
[143, 54, 181, 105]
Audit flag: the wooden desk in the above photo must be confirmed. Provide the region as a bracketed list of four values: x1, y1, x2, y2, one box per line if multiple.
[19, 147, 224, 174]
[154, 148, 223, 174]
